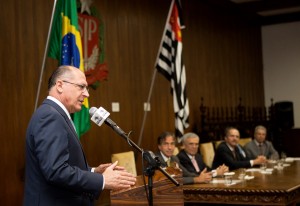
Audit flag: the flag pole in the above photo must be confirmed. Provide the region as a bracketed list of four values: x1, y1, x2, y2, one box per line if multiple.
[34, 0, 58, 111]
[137, 0, 175, 146]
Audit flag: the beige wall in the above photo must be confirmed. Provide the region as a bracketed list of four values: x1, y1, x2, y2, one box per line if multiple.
[263, 21, 300, 128]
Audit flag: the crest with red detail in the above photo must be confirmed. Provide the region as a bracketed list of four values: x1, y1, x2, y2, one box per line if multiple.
[78, 0, 108, 89]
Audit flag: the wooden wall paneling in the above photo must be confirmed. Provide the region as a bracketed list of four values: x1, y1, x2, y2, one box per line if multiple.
[1, 1, 17, 204]
[0, 0, 266, 205]
[0, 0, 52, 204]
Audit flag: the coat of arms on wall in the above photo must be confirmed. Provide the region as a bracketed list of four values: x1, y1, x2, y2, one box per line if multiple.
[78, 0, 108, 89]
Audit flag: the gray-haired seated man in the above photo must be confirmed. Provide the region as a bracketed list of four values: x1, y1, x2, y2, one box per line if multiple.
[155, 132, 228, 184]
[244, 125, 279, 160]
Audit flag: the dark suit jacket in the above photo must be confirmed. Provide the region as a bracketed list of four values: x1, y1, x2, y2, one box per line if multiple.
[155, 151, 198, 184]
[177, 150, 209, 175]
[212, 141, 251, 171]
[24, 99, 103, 206]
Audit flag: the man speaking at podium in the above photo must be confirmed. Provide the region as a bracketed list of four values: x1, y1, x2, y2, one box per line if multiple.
[23, 66, 136, 206]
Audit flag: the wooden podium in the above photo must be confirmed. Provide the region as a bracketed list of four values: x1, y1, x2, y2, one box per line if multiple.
[110, 167, 183, 206]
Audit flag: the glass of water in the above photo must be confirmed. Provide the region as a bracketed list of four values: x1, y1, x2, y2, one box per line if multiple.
[260, 162, 267, 171]
[238, 168, 246, 180]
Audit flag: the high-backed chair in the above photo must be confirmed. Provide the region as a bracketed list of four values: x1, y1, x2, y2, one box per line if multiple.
[239, 137, 252, 147]
[199, 142, 215, 168]
[111, 151, 137, 176]
[214, 140, 224, 150]
[173, 146, 179, 156]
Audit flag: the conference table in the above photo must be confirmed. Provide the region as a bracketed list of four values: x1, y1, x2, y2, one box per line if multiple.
[184, 159, 300, 206]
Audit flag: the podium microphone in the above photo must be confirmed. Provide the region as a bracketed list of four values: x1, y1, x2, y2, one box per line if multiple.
[89, 107, 127, 138]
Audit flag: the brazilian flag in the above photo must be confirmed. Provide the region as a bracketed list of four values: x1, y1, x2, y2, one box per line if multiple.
[48, 0, 90, 137]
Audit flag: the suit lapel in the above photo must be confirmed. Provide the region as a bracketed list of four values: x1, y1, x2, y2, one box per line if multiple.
[66, 116, 79, 138]
[182, 151, 198, 173]
[43, 99, 89, 169]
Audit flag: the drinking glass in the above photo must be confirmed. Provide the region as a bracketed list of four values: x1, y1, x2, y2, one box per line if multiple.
[277, 159, 284, 170]
[260, 162, 267, 171]
[224, 175, 233, 185]
[238, 168, 246, 180]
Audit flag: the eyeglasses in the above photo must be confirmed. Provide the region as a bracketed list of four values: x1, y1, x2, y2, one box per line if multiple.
[62, 80, 89, 92]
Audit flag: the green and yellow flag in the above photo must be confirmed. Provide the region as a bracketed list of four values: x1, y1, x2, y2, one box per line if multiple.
[48, 0, 90, 137]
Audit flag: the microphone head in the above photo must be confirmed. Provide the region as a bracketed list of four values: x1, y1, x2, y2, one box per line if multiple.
[89, 106, 110, 126]
[89, 107, 98, 116]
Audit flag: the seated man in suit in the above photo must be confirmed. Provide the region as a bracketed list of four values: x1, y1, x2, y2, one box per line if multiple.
[212, 127, 267, 171]
[176, 132, 228, 183]
[244, 125, 279, 160]
[155, 132, 179, 168]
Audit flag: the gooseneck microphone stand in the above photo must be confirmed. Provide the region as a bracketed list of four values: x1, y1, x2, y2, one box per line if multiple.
[143, 150, 166, 206]
[105, 120, 179, 206]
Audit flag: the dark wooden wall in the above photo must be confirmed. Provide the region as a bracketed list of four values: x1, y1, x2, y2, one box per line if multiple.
[0, 0, 264, 205]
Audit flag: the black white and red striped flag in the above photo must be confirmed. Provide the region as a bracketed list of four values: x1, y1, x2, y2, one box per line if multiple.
[155, 0, 189, 141]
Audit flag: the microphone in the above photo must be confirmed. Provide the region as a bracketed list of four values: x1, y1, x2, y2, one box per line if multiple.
[89, 107, 126, 137]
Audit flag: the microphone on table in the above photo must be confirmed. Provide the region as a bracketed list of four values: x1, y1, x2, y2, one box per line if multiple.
[89, 106, 126, 137]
